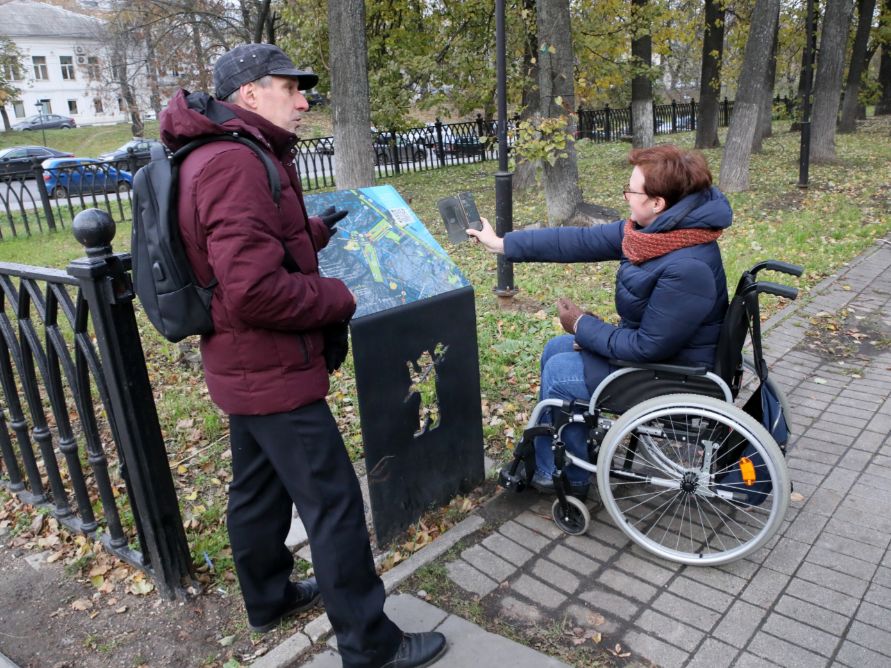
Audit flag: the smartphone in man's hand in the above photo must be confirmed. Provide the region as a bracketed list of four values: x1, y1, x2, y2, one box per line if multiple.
[438, 192, 483, 244]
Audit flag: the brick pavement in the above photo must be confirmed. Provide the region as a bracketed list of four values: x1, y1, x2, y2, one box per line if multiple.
[439, 238, 891, 667]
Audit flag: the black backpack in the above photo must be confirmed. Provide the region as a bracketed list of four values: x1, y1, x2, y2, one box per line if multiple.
[131, 134, 281, 342]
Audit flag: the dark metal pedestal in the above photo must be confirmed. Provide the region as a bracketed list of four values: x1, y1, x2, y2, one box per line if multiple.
[350, 286, 485, 544]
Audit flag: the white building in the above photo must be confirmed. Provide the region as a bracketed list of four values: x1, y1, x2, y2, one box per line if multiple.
[1, 0, 148, 127]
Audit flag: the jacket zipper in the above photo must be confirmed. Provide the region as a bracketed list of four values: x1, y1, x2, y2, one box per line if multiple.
[298, 333, 309, 365]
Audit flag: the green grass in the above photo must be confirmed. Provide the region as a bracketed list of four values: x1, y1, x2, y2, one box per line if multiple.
[1, 116, 889, 584]
[0, 123, 159, 156]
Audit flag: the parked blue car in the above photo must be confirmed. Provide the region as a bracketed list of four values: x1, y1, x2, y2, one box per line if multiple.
[41, 158, 133, 199]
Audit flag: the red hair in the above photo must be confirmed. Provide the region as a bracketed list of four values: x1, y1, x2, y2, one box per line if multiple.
[628, 145, 713, 209]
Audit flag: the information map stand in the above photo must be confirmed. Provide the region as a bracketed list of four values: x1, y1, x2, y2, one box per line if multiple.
[351, 287, 483, 544]
[308, 186, 485, 545]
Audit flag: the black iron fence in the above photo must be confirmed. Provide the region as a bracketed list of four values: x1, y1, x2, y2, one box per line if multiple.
[0, 210, 192, 597]
[295, 118, 501, 191]
[1, 96, 799, 240]
[1, 159, 134, 240]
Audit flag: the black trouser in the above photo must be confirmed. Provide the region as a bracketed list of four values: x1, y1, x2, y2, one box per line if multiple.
[228, 401, 402, 667]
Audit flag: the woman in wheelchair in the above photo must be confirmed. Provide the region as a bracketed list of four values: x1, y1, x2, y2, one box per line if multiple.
[468, 145, 732, 500]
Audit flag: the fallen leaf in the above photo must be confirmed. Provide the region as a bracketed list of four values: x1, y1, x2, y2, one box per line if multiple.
[218, 635, 236, 647]
[790, 491, 805, 502]
[587, 612, 606, 626]
[129, 579, 154, 596]
[71, 598, 93, 611]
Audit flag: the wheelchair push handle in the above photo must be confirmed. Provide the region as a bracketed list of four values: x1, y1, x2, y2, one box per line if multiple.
[757, 281, 798, 301]
[749, 260, 804, 278]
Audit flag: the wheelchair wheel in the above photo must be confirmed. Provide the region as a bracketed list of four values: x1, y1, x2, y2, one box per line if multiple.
[551, 496, 590, 536]
[596, 393, 789, 566]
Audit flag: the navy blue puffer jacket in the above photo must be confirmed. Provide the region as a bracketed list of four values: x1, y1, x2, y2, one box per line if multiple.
[504, 187, 732, 391]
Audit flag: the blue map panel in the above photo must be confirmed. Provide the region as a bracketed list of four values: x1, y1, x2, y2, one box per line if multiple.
[305, 185, 470, 319]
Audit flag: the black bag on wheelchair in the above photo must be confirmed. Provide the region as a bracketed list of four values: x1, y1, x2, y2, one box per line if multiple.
[745, 380, 789, 447]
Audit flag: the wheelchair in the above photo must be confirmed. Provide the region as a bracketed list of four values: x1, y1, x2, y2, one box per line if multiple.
[499, 260, 803, 566]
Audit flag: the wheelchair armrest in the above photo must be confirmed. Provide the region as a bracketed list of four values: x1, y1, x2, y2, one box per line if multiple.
[608, 359, 709, 376]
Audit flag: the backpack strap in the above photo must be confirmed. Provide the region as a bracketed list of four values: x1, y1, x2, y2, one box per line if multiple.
[172, 133, 281, 205]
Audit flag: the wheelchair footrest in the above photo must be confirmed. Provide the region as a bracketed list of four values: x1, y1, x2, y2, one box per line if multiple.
[498, 466, 528, 493]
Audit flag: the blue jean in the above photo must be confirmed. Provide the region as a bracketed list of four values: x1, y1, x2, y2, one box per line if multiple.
[534, 335, 598, 486]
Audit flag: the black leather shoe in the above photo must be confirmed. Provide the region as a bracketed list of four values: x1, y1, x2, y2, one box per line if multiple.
[381, 631, 447, 668]
[249, 577, 322, 633]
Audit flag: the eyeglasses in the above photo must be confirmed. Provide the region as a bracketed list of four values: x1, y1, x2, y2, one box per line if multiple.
[623, 188, 648, 199]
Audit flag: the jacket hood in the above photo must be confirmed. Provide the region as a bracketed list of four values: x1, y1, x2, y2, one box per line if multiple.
[644, 186, 732, 234]
[160, 89, 297, 158]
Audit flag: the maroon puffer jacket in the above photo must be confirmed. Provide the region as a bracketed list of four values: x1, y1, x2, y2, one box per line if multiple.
[160, 90, 355, 415]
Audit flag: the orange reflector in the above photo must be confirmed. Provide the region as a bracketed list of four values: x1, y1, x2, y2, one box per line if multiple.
[739, 457, 756, 486]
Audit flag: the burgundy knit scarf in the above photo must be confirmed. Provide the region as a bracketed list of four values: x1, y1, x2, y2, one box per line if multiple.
[622, 218, 722, 265]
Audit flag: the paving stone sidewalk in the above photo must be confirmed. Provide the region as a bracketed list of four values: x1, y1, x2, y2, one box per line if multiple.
[279, 238, 891, 668]
[434, 238, 891, 668]
[298, 594, 570, 668]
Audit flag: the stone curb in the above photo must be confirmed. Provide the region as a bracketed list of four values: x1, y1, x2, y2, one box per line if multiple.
[0, 651, 20, 668]
[251, 514, 486, 668]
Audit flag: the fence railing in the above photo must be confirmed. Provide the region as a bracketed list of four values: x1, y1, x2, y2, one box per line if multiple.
[1, 159, 134, 241]
[1, 96, 799, 241]
[0, 210, 192, 597]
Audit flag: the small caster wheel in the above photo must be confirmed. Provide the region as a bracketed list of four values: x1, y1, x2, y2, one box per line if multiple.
[551, 496, 590, 536]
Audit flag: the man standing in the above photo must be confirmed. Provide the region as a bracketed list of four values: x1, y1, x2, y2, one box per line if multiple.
[159, 44, 446, 668]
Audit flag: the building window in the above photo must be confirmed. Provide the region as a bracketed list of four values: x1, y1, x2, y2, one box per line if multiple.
[2, 62, 21, 81]
[13, 101, 25, 118]
[118, 97, 126, 112]
[68, 99, 78, 114]
[93, 98, 103, 113]
[60, 56, 75, 80]
[38, 98, 52, 114]
[32, 56, 48, 80]
[86, 56, 100, 80]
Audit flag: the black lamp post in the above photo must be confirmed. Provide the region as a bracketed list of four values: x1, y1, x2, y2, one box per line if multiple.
[494, 0, 517, 299]
[797, 0, 815, 189]
[35, 102, 47, 148]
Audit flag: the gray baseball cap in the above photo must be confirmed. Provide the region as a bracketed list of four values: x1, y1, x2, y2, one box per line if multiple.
[213, 44, 319, 100]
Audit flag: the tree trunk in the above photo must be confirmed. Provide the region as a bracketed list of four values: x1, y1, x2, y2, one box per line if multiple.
[190, 16, 211, 94]
[631, 0, 654, 149]
[753, 10, 780, 153]
[810, 0, 856, 162]
[266, 10, 276, 43]
[719, 0, 780, 192]
[113, 52, 143, 137]
[839, 0, 877, 130]
[329, 0, 375, 189]
[536, 0, 583, 226]
[514, 0, 540, 193]
[253, 0, 271, 43]
[877, 0, 891, 114]
[0, 107, 10, 132]
[144, 29, 162, 117]
[694, 0, 725, 149]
